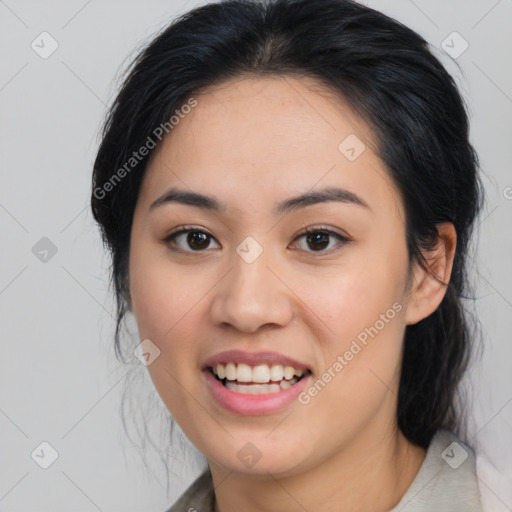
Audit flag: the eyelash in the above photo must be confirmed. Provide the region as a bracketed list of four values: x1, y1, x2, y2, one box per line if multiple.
[162, 225, 350, 255]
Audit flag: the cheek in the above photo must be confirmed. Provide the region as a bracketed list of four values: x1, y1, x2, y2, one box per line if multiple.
[128, 244, 207, 422]
[295, 269, 406, 450]
[129, 242, 203, 341]
[299, 243, 408, 395]
[303, 261, 406, 349]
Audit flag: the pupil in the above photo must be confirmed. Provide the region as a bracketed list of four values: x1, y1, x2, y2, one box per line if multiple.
[188, 231, 209, 250]
[307, 232, 329, 251]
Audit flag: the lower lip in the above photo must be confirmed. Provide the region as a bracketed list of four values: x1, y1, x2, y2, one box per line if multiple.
[202, 369, 312, 415]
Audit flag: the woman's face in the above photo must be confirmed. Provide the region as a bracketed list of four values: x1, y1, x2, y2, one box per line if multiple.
[128, 75, 419, 476]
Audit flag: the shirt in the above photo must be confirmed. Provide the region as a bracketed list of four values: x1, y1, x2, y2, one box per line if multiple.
[164, 429, 483, 512]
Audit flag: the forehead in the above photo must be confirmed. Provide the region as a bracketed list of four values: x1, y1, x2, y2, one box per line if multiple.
[163, 75, 370, 166]
[140, 75, 403, 220]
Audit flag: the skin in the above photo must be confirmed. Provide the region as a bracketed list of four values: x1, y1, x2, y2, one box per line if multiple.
[128, 75, 457, 512]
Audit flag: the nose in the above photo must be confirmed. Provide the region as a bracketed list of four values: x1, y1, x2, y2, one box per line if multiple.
[209, 248, 295, 334]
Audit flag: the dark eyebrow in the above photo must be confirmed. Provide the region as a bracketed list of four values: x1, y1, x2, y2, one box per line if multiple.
[149, 186, 370, 214]
[150, 188, 225, 212]
[274, 187, 370, 215]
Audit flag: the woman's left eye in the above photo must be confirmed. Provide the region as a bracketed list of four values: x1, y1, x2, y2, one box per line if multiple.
[292, 228, 349, 253]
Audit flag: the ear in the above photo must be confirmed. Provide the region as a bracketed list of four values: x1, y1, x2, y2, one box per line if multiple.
[405, 222, 457, 326]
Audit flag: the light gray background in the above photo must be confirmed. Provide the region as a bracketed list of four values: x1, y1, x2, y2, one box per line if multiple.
[1, 0, 511, 510]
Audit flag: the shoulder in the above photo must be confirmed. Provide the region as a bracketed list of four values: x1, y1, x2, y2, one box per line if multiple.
[164, 468, 215, 512]
[389, 429, 484, 512]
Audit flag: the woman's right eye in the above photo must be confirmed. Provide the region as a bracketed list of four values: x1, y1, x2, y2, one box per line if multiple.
[163, 228, 221, 253]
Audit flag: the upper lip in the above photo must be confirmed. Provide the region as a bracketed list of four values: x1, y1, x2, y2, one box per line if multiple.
[203, 350, 311, 371]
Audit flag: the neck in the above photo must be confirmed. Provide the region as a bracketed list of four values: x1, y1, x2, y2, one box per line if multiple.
[210, 423, 426, 512]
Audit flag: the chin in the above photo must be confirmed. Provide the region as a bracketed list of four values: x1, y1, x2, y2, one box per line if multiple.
[203, 437, 313, 478]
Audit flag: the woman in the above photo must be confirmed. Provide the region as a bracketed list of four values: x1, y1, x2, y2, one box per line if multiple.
[91, 0, 485, 510]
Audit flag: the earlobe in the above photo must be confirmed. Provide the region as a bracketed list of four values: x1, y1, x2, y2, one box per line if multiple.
[405, 222, 457, 326]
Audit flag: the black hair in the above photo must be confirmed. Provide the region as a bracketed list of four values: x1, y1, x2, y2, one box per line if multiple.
[91, 0, 484, 450]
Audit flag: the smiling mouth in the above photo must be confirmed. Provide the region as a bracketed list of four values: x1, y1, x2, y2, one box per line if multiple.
[206, 364, 312, 395]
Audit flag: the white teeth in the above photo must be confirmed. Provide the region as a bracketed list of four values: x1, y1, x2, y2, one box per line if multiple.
[284, 366, 294, 380]
[269, 364, 284, 381]
[224, 377, 299, 394]
[225, 382, 281, 394]
[236, 363, 252, 382]
[225, 362, 237, 381]
[252, 364, 270, 383]
[282, 377, 298, 388]
[211, 362, 307, 385]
